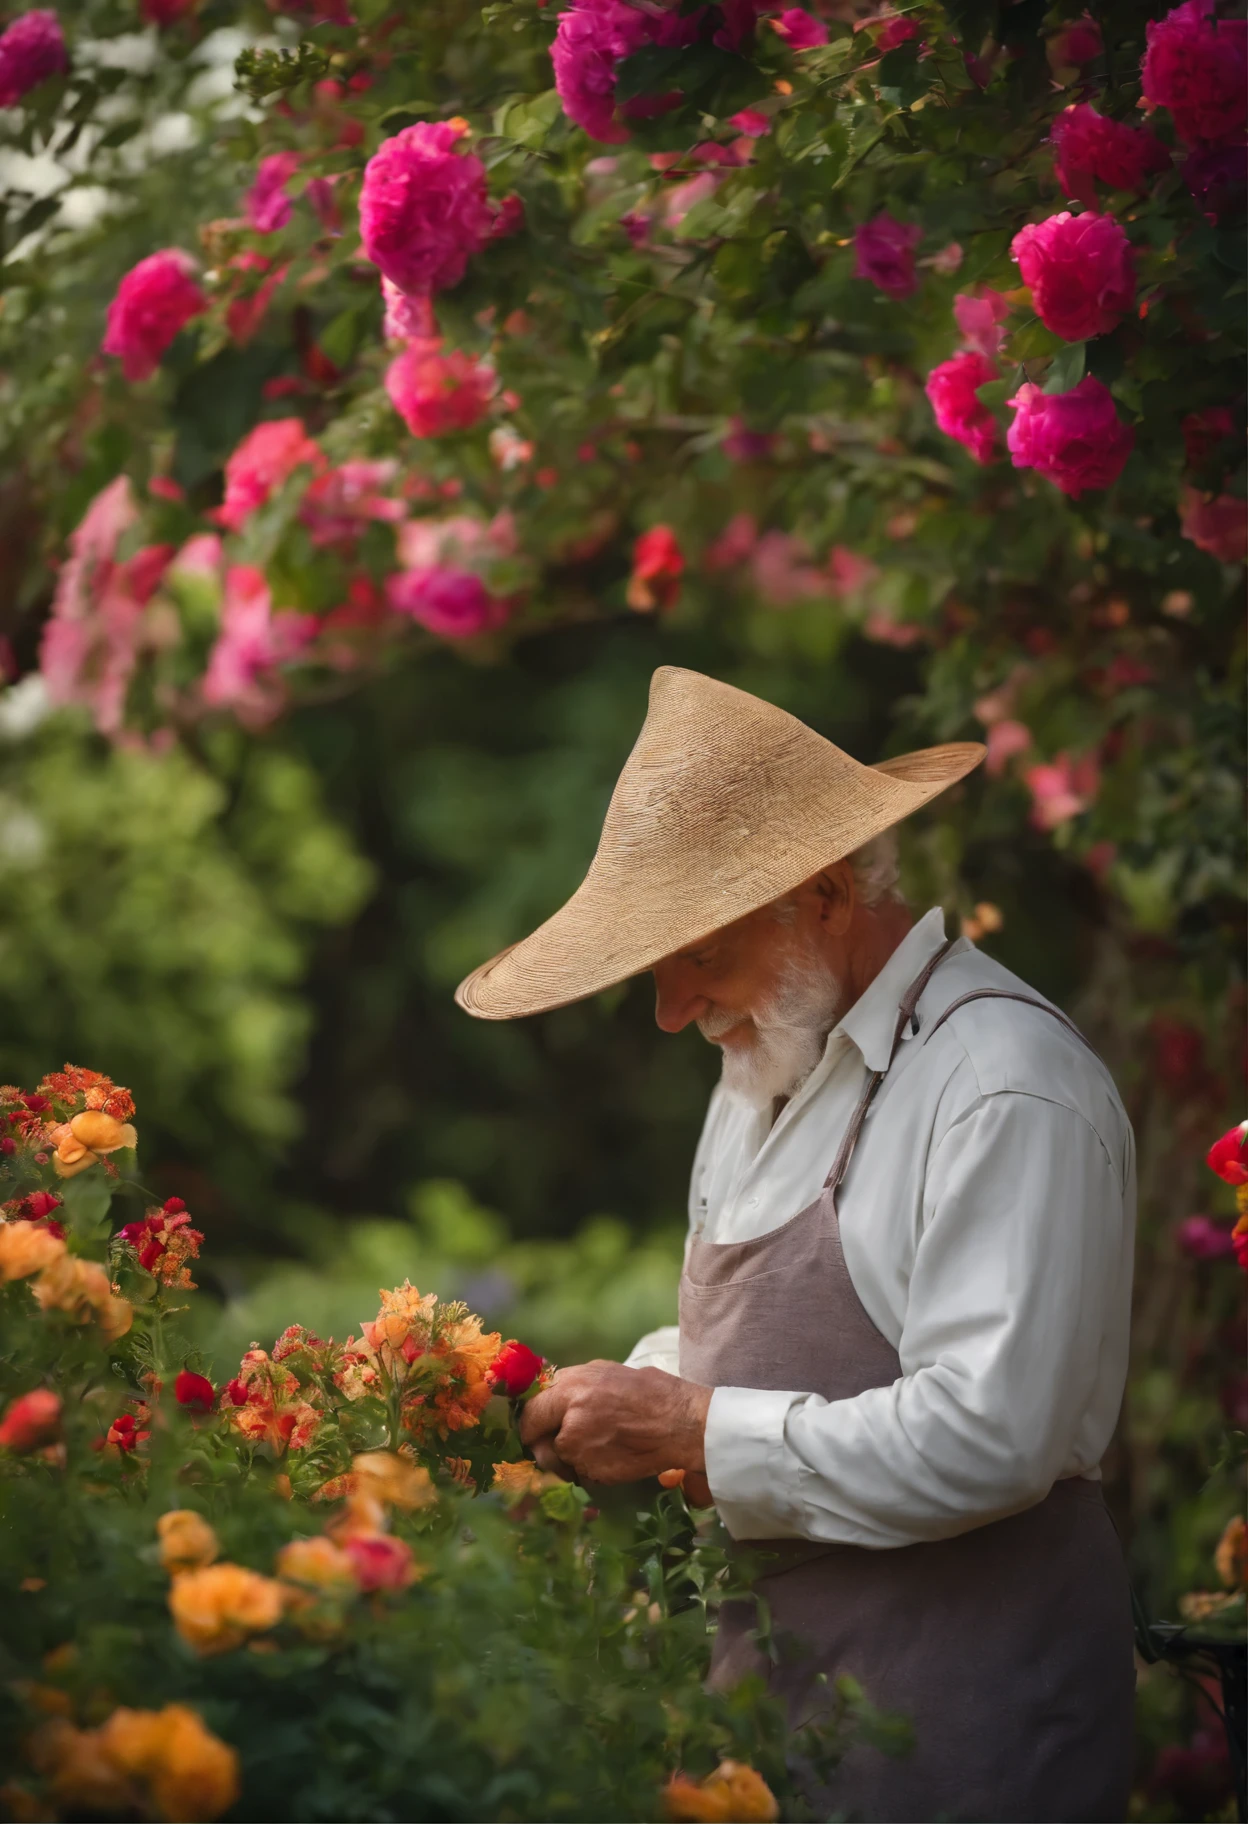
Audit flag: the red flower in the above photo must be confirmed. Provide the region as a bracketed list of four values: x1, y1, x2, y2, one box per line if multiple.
[1207, 1122, 1248, 1186]
[104, 1411, 149, 1452]
[627, 526, 684, 612]
[1010, 211, 1134, 343]
[0, 1389, 61, 1452]
[489, 1340, 544, 1397]
[343, 1532, 417, 1592]
[1141, 1, 1248, 148]
[924, 352, 1001, 465]
[853, 212, 921, 299]
[1049, 105, 1169, 210]
[24, 1190, 61, 1220]
[175, 1369, 216, 1412]
[1233, 1218, 1248, 1273]
[224, 1378, 249, 1407]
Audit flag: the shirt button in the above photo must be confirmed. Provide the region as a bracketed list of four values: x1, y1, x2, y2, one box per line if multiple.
[747, 1196, 759, 1208]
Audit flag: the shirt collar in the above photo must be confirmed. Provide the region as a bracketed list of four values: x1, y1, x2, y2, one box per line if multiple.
[833, 907, 951, 1074]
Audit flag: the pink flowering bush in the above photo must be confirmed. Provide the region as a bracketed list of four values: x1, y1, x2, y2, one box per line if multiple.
[925, 352, 1001, 465]
[1179, 489, 1248, 564]
[101, 250, 206, 382]
[769, 9, 827, 50]
[853, 212, 920, 299]
[385, 341, 494, 438]
[358, 121, 495, 299]
[246, 151, 301, 234]
[214, 420, 323, 532]
[0, 9, 66, 107]
[299, 463, 404, 546]
[201, 565, 315, 723]
[551, 0, 653, 144]
[1006, 377, 1134, 498]
[1141, 0, 1248, 146]
[1011, 211, 1134, 343]
[387, 567, 503, 639]
[1049, 105, 1169, 209]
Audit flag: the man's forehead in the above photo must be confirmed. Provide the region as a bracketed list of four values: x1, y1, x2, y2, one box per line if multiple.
[666, 900, 778, 963]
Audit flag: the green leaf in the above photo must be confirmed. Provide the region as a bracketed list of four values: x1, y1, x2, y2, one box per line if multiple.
[1043, 341, 1086, 395]
[14, 194, 60, 239]
[496, 89, 561, 150]
[59, 1169, 116, 1244]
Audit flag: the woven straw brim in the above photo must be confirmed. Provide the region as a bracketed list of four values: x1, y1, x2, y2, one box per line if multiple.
[456, 667, 984, 1021]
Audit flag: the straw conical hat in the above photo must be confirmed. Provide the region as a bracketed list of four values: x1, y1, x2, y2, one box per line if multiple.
[456, 667, 984, 1020]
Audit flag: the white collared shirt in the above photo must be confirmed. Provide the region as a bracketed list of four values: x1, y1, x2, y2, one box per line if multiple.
[625, 908, 1136, 1549]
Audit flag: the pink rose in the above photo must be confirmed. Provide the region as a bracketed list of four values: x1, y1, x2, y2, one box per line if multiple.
[201, 565, 314, 722]
[214, 419, 323, 532]
[140, 0, 198, 24]
[1024, 751, 1099, 830]
[101, 249, 207, 382]
[875, 16, 919, 51]
[703, 512, 757, 571]
[385, 340, 494, 437]
[1141, 1, 1248, 147]
[770, 8, 827, 49]
[750, 530, 826, 605]
[381, 278, 436, 345]
[1011, 211, 1134, 342]
[953, 287, 1011, 358]
[0, 9, 67, 107]
[359, 121, 494, 298]
[853, 212, 921, 299]
[1047, 14, 1101, 71]
[0, 1388, 62, 1452]
[299, 462, 403, 546]
[343, 1533, 416, 1592]
[729, 108, 770, 137]
[924, 351, 1001, 464]
[1049, 104, 1169, 210]
[386, 566, 505, 639]
[1006, 377, 1133, 497]
[551, 0, 699, 143]
[984, 719, 1032, 777]
[1181, 406, 1235, 470]
[246, 151, 301, 235]
[1179, 488, 1248, 563]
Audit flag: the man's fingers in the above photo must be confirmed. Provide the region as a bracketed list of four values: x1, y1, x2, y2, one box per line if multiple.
[530, 1436, 576, 1480]
[519, 1379, 570, 1445]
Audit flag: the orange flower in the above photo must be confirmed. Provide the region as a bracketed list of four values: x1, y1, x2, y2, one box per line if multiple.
[97, 1705, 239, 1822]
[46, 1109, 137, 1179]
[225, 1349, 320, 1452]
[31, 1254, 132, 1341]
[1215, 1515, 1248, 1592]
[168, 1562, 284, 1655]
[352, 1450, 436, 1511]
[0, 1220, 65, 1281]
[662, 1762, 779, 1823]
[157, 1510, 220, 1575]
[491, 1459, 563, 1505]
[275, 1535, 357, 1595]
[26, 1719, 131, 1815]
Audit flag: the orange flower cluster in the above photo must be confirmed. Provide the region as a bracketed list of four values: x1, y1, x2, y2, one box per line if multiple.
[0, 1067, 136, 1179]
[0, 1221, 132, 1342]
[116, 1199, 204, 1289]
[662, 1761, 779, 1823]
[26, 1704, 238, 1822]
[223, 1348, 321, 1453]
[169, 1561, 286, 1655]
[338, 1281, 502, 1443]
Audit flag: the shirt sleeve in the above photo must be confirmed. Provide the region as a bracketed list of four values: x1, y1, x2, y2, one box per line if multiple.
[703, 1092, 1131, 1548]
[623, 1324, 682, 1374]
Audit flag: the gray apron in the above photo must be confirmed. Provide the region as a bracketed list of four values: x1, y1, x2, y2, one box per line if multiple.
[679, 942, 1136, 1822]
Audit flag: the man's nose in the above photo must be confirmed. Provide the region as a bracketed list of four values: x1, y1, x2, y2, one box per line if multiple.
[652, 964, 707, 1033]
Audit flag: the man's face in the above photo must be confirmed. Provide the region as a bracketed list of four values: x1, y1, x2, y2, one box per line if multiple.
[651, 887, 846, 1107]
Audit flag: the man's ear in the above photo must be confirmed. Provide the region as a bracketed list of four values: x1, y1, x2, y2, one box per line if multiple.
[812, 861, 855, 936]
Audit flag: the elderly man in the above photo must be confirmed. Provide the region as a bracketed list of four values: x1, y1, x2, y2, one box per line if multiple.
[456, 668, 1136, 1824]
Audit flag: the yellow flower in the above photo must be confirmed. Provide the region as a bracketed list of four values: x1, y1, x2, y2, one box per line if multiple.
[48, 1110, 138, 1178]
[352, 1451, 436, 1511]
[1215, 1514, 1248, 1591]
[157, 1510, 219, 1575]
[168, 1562, 284, 1655]
[275, 1536, 357, 1594]
[31, 1254, 132, 1342]
[98, 1705, 239, 1822]
[0, 1221, 65, 1282]
[491, 1459, 563, 1505]
[662, 1762, 779, 1823]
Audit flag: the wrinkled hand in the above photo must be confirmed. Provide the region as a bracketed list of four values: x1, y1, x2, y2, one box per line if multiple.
[519, 1360, 712, 1494]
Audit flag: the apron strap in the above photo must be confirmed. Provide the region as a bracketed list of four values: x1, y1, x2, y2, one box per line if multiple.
[823, 948, 1097, 1201]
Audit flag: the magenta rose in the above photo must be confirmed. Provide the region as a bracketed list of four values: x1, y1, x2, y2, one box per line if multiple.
[1049, 104, 1169, 209]
[771, 7, 827, 49]
[385, 341, 493, 437]
[0, 9, 67, 107]
[386, 566, 505, 638]
[1011, 210, 1134, 342]
[551, 0, 700, 143]
[101, 249, 207, 381]
[1141, 1, 1248, 147]
[359, 121, 494, 298]
[246, 151, 301, 235]
[1006, 376, 1133, 497]
[853, 212, 921, 299]
[924, 352, 1001, 464]
[953, 287, 1010, 358]
[1179, 488, 1248, 563]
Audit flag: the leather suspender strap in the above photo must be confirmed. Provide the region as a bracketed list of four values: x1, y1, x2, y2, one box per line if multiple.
[823, 947, 1097, 1204]
[823, 937, 959, 1198]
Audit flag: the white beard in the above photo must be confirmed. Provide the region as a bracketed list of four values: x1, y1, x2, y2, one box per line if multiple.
[700, 954, 845, 1112]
